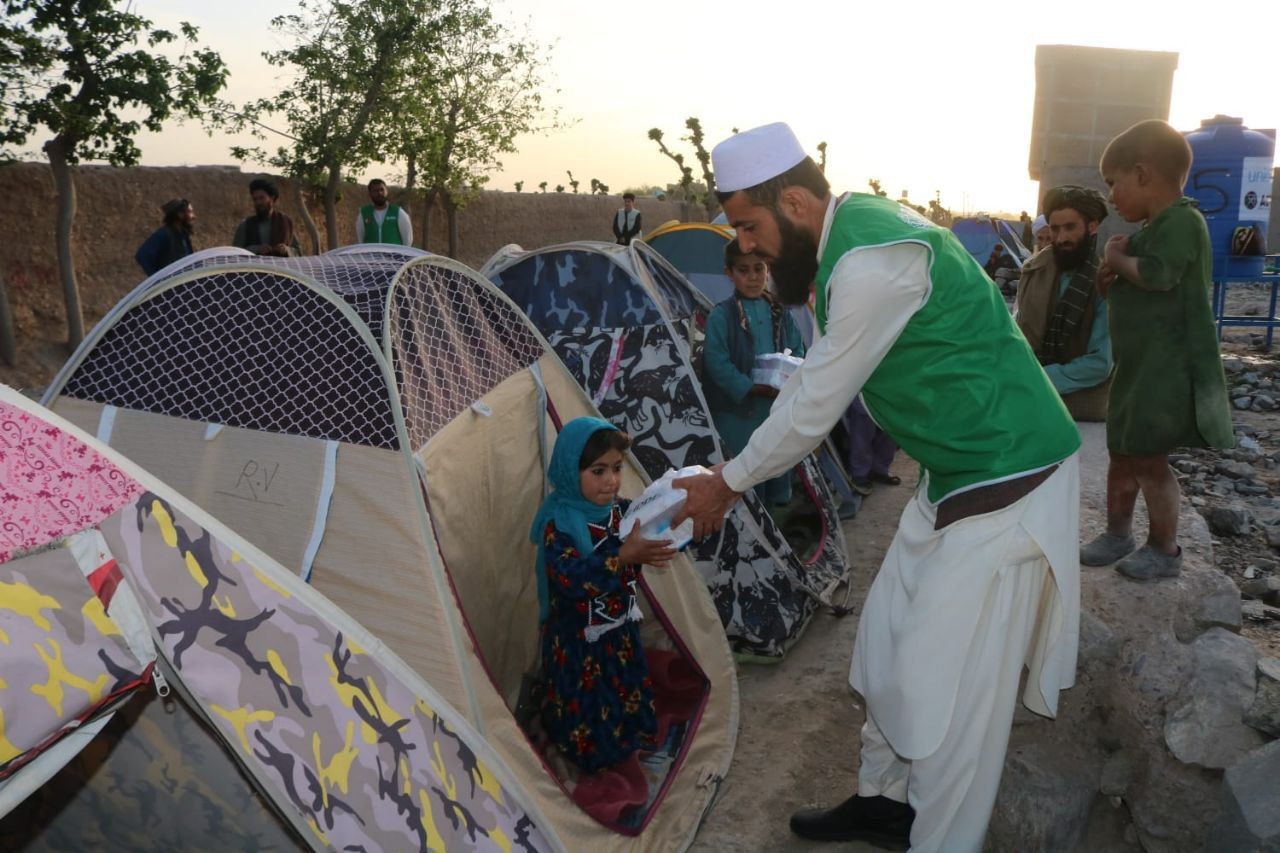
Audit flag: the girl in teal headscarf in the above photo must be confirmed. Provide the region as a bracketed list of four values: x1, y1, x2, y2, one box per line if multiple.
[530, 416, 675, 772]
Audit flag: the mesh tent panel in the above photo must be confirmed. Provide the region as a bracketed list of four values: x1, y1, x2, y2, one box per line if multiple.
[391, 261, 545, 450]
[62, 269, 399, 447]
[145, 253, 405, 339]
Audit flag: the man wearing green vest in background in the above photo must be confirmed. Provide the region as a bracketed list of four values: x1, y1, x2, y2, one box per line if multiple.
[354, 178, 413, 246]
[675, 123, 1082, 852]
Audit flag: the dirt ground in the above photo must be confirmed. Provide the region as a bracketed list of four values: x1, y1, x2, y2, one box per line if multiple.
[691, 454, 918, 852]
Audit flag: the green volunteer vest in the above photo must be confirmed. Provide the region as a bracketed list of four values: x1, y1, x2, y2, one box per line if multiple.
[816, 194, 1080, 502]
[361, 203, 403, 244]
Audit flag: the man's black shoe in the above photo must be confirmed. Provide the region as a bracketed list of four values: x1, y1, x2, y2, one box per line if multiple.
[789, 793, 914, 849]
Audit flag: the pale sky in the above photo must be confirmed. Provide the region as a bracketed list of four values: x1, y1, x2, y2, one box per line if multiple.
[117, 0, 1280, 215]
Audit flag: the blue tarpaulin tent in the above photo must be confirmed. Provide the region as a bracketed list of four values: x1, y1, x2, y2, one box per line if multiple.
[951, 215, 1032, 270]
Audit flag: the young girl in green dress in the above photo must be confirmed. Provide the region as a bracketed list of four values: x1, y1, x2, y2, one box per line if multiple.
[1080, 119, 1233, 579]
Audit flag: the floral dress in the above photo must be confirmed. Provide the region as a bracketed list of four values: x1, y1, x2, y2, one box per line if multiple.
[539, 500, 658, 772]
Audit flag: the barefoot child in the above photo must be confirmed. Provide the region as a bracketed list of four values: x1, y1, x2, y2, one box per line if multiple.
[1081, 119, 1233, 579]
[702, 240, 806, 508]
[530, 417, 677, 771]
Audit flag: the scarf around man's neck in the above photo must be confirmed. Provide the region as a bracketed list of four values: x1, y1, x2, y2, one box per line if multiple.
[1040, 235, 1099, 366]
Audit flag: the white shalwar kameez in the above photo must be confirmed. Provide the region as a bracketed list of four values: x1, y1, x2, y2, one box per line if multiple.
[721, 203, 1080, 852]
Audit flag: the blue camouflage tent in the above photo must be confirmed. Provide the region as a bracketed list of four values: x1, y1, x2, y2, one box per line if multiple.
[484, 241, 850, 661]
[951, 215, 1031, 270]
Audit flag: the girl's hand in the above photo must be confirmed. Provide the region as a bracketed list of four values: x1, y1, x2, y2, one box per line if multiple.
[618, 535, 678, 568]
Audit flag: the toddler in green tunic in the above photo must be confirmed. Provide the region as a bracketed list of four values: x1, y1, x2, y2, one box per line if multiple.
[1081, 119, 1233, 581]
[702, 242, 805, 507]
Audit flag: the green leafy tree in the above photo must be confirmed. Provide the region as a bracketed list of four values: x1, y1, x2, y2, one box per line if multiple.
[817, 141, 828, 173]
[391, 1, 555, 256]
[566, 169, 579, 193]
[554, 184, 564, 193]
[513, 180, 523, 192]
[589, 177, 609, 195]
[538, 180, 547, 193]
[226, 0, 443, 250]
[0, 1, 226, 346]
[868, 178, 887, 197]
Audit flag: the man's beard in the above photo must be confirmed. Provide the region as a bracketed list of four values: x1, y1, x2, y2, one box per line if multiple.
[768, 208, 820, 306]
[1052, 233, 1096, 271]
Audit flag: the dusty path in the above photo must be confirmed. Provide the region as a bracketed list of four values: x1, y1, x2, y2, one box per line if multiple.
[691, 455, 918, 852]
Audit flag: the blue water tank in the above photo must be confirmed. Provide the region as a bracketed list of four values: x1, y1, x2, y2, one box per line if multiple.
[1183, 115, 1275, 280]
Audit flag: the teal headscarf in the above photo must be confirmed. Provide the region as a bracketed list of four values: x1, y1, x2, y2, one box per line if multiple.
[529, 416, 620, 622]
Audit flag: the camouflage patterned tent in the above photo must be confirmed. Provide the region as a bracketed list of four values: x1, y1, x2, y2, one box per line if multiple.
[36, 249, 737, 850]
[0, 384, 553, 851]
[484, 241, 850, 661]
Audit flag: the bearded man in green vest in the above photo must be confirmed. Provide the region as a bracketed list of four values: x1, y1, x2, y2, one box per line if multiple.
[675, 123, 1082, 852]
[355, 178, 413, 246]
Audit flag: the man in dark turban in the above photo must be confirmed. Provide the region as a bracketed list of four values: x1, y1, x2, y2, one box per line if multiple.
[1015, 185, 1113, 421]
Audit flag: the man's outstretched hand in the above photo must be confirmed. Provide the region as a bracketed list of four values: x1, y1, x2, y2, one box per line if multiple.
[673, 463, 742, 540]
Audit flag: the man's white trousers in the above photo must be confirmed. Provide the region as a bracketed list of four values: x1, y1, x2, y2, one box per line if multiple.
[850, 456, 1081, 852]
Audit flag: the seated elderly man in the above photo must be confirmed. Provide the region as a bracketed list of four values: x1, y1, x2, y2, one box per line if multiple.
[1015, 186, 1113, 421]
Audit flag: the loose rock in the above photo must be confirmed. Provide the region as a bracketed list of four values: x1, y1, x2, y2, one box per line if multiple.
[1216, 460, 1256, 480]
[1205, 506, 1252, 537]
[1078, 611, 1120, 664]
[1209, 739, 1280, 851]
[1163, 628, 1264, 769]
[986, 745, 1094, 853]
[1243, 657, 1280, 738]
[1240, 575, 1280, 602]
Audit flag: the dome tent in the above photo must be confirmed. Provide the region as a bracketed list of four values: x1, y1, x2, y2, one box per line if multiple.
[0, 384, 550, 851]
[39, 249, 736, 850]
[484, 240, 850, 661]
[951, 215, 1032, 271]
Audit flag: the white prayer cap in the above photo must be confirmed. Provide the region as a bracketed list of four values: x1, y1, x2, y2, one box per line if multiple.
[712, 122, 807, 193]
[1033, 214, 1048, 232]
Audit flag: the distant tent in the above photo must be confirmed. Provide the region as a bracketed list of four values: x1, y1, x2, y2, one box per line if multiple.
[951, 215, 1032, 270]
[644, 222, 740, 304]
[38, 249, 736, 848]
[0, 384, 552, 851]
[485, 241, 850, 661]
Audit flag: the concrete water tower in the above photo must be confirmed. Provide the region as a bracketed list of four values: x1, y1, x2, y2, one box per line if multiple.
[1029, 45, 1179, 242]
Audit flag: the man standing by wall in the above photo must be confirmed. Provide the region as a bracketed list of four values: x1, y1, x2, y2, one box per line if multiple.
[675, 123, 1082, 852]
[135, 198, 195, 275]
[355, 178, 413, 246]
[1015, 185, 1113, 421]
[612, 192, 643, 245]
[232, 178, 295, 257]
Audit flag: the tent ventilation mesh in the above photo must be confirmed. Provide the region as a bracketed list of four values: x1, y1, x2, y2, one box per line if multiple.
[391, 262, 545, 450]
[61, 269, 400, 447]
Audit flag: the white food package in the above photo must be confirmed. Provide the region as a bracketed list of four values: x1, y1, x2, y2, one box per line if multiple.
[751, 350, 804, 390]
[618, 465, 708, 551]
